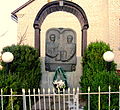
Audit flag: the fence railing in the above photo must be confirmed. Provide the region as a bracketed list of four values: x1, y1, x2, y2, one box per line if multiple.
[1, 86, 120, 110]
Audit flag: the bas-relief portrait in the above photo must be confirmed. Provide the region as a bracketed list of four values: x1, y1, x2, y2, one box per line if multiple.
[45, 28, 77, 72]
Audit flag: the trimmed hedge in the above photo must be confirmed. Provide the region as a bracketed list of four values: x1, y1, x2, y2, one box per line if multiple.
[80, 41, 120, 110]
[0, 45, 42, 109]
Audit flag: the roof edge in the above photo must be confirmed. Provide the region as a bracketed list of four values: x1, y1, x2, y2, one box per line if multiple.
[11, 0, 35, 20]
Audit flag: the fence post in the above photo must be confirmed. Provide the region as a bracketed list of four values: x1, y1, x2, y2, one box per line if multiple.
[73, 88, 76, 109]
[88, 87, 90, 110]
[63, 89, 65, 110]
[68, 88, 70, 110]
[38, 88, 41, 110]
[119, 86, 120, 110]
[22, 89, 27, 110]
[1, 89, 3, 110]
[43, 88, 46, 110]
[33, 89, 37, 110]
[109, 86, 111, 110]
[53, 88, 56, 110]
[48, 88, 51, 110]
[28, 89, 31, 110]
[76, 87, 79, 110]
[11, 89, 13, 110]
[98, 86, 100, 110]
[58, 88, 61, 110]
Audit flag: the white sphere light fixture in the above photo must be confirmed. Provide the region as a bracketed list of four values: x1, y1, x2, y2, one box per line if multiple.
[103, 51, 114, 62]
[2, 52, 14, 63]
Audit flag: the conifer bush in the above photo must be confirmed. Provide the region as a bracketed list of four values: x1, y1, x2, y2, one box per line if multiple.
[0, 45, 42, 109]
[80, 41, 120, 110]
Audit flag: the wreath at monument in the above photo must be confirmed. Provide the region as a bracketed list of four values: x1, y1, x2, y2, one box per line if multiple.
[53, 67, 68, 93]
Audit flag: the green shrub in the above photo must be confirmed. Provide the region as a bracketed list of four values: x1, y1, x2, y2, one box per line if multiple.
[80, 41, 120, 110]
[0, 45, 42, 109]
[82, 41, 116, 73]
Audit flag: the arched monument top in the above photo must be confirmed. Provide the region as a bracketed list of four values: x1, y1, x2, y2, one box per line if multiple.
[33, 0, 89, 56]
[33, 0, 89, 30]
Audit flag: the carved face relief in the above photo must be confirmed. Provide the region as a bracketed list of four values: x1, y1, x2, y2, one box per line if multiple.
[45, 28, 77, 72]
[67, 35, 73, 44]
[49, 34, 56, 42]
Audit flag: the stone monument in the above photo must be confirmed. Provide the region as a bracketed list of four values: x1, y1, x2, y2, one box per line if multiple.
[45, 28, 77, 72]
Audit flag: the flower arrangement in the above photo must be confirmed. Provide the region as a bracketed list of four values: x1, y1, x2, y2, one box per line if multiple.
[53, 67, 68, 93]
[53, 80, 66, 92]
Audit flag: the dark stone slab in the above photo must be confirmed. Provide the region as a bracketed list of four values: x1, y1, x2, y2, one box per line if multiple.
[45, 28, 77, 72]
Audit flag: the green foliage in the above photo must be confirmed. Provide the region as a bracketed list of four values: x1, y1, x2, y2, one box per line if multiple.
[82, 41, 116, 73]
[0, 45, 42, 110]
[53, 67, 68, 88]
[53, 67, 68, 93]
[80, 41, 120, 110]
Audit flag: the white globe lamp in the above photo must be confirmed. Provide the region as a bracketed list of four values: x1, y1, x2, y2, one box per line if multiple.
[103, 51, 114, 62]
[2, 52, 14, 63]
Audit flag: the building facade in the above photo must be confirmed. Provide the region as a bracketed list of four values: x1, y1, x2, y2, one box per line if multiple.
[12, 0, 120, 88]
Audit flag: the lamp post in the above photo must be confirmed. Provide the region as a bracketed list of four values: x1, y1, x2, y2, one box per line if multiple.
[103, 51, 114, 71]
[1, 52, 14, 95]
[1, 52, 14, 73]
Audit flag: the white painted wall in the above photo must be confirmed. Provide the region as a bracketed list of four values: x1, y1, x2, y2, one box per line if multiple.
[0, 0, 28, 52]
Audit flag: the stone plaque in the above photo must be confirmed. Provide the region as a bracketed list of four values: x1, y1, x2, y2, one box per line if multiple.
[45, 28, 77, 72]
